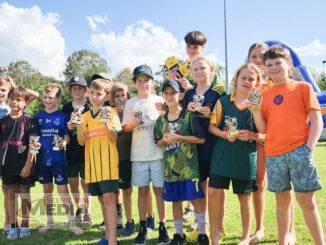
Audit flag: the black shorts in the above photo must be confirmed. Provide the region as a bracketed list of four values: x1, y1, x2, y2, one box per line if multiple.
[66, 145, 85, 179]
[88, 180, 119, 196]
[209, 174, 257, 195]
[118, 160, 132, 189]
[2, 174, 35, 189]
[198, 160, 210, 182]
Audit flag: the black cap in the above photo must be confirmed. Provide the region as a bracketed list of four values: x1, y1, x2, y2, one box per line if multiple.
[91, 72, 112, 82]
[162, 79, 184, 93]
[132, 65, 153, 81]
[68, 75, 87, 87]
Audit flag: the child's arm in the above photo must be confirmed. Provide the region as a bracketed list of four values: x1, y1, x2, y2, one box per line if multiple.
[168, 133, 204, 144]
[61, 134, 70, 149]
[306, 109, 323, 151]
[208, 123, 236, 142]
[20, 148, 33, 178]
[122, 117, 140, 133]
[251, 110, 266, 134]
[76, 125, 85, 146]
[26, 89, 39, 105]
[106, 123, 118, 141]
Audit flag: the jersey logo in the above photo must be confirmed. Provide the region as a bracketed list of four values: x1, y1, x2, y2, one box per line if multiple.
[273, 95, 283, 105]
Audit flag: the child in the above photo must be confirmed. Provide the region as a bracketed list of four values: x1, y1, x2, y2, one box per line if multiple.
[122, 65, 169, 245]
[208, 63, 262, 245]
[253, 46, 325, 245]
[183, 56, 226, 233]
[77, 79, 121, 245]
[154, 79, 209, 245]
[0, 87, 36, 240]
[110, 82, 136, 236]
[35, 83, 83, 235]
[62, 75, 92, 228]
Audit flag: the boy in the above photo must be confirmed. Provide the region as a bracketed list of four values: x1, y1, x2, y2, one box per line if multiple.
[253, 46, 325, 245]
[35, 83, 83, 235]
[63, 75, 92, 228]
[0, 87, 36, 240]
[122, 65, 169, 245]
[77, 79, 121, 245]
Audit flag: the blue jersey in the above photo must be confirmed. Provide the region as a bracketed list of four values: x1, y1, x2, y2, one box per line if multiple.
[0, 104, 10, 119]
[183, 84, 225, 162]
[34, 110, 69, 166]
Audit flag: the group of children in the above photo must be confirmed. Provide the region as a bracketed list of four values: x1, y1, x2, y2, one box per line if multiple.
[0, 30, 325, 245]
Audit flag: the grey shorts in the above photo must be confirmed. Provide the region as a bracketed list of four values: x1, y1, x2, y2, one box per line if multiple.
[131, 160, 164, 188]
[266, 144, 322, 193]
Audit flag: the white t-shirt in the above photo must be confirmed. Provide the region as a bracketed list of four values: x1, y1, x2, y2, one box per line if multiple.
[122, 95, 164, 161]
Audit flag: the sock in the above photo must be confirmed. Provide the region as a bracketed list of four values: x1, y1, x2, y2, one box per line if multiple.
[195, 212, 206, 234]
[174, 219, 183, 236]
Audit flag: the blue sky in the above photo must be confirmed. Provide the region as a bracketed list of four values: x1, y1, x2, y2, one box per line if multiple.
[1, 0, 325, 80]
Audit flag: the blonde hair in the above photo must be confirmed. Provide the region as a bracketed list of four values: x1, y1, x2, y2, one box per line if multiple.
[0, 76, 16, 91]
[90, 78, 113, 95]
[190, 56, 216, 82]
[230, 63, 262, 93]
[44, 83, 62, 98]
[109, 82, 130, 106]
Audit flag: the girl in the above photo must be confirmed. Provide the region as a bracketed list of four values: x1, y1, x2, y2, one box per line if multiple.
[208, 63, 262, 245]
[154, 79, 208, 245]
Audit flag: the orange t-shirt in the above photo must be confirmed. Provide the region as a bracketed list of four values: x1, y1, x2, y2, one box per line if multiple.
[261, 80, 320, 156]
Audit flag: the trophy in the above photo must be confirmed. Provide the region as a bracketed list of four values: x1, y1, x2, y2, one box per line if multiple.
[248, 89, 261, 111]
[53, 135, 63, 151]
[100, 106, 110, 123]
[30, 136, 41, 162]
[225, 116, 239, 136]
[168, 122, 178, 134]
[164, 56, 190, 78]
[193, 94, 205, 111]
[133, 110, 143, 124]
[70, 106, 84, 125]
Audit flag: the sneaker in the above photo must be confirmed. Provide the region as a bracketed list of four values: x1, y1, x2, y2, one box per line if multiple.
[197, 234, 209, 245]
[117, 213, 123, 229]
[121, 220, 135, 237]
[95, 237, 108, 245]
[158, 225, 169, 244]
[82, 213, 92, 230]
[182, 207, 194, 222]
[98, 221, 106, 231]
[134, 226, 147, 245]
[6, 228, 19, 240]
[18, 227, 31, 239]
[75, 208, 83, 224]
[146, 215, 155, 231]
[169, 233, 186, 245]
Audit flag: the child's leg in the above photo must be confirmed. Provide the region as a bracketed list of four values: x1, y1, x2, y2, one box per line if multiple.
[123, 187, 133, 222]
[217, 190, 226, 233]
[138, 186, 149, 221]
[2, 188, 10, 231]
[41, 183, 54, 227]
[81, 178, 90, 214]
[57, 184, 84, 235]
[172, 201, 183, 235]
[275, 191, 292, 245]
[147, 189, 153, 217]
[295, 192, 325, 245]
[191, 198, 206, 234]
[5, 187, 19, 228]
[208, 187, 224, 245]
[102, 192, 118, 244]
[153, 186, 165, 223]
[69, 177, 80, 209]
[237, 193, 252, 244]
[19, 186, 31, 228]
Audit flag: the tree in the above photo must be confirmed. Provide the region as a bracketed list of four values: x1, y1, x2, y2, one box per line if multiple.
[7, 60, 40, 86]
[114, 67, 137, 95]
[63, 50, 110, 83]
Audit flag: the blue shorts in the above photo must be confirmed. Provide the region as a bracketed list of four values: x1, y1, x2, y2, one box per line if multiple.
[266, 144, 322, 193]
[36, 165, 68, 185]
[162, 179, 205, 202]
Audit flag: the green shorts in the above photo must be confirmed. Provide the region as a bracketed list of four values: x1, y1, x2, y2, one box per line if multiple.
[67, 162, 85, 179]
[118, 160, 132, 189]
[88, 180, 119, 196]
[209, 174, 257, 195]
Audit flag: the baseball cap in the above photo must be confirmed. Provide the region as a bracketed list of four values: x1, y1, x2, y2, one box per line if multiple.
[162, 79, 184, 93]
[68, 75, 87, 87]
[91, 72, 112, 82]
[132, 65, 153, 81]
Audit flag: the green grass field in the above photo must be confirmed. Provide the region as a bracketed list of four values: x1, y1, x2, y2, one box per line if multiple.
[1, 142, 325, 244]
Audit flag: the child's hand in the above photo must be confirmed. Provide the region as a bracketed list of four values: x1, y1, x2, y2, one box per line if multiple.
[196, 106, 211, 117]
[237, 130, 252, 141]
[59, 140, 67, 150]
[168, 70, 178, 80]
[20, 164, 31, 178]
[164, 133, 180, 144]
[130, 117, 140, 127]
[187, 102, 196, 112]
[178, 78, 192, 90]
[67, 121, 76, 130]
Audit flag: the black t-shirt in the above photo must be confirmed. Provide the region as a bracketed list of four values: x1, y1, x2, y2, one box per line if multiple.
[0, 114, 37, 176]
[62, 100, 91, 165]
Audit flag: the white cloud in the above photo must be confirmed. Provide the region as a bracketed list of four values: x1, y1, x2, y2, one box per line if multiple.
[0, 3, 65, 79]
[86, 14, 109, 31]
[295, 38, 326, 57]
[90, 20, 188, 75]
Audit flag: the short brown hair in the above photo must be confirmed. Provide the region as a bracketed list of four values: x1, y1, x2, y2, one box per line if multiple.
[184, 30, 207, 46]
[8, 86, 30, 101]
[246, 42, 269, 63]
[44, 83, 62, 98]
[263, 45, 293, 76]
[90, 78, 113, 95]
